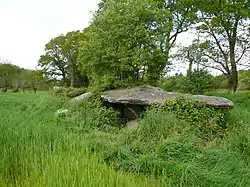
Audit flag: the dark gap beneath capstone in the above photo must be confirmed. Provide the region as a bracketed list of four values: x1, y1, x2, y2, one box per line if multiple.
[103, 102, 146, 123]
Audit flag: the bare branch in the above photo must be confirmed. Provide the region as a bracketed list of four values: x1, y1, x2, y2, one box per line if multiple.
[203, 53, 230, 73]
[199, 62, 228, 75]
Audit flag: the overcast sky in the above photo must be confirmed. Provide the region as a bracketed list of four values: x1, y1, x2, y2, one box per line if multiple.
[0, 0, 100, 69]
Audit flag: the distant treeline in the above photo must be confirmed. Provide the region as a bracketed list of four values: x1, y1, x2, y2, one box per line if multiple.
[0, 62, 49, 92]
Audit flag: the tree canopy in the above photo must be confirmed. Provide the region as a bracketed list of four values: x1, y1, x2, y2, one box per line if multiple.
[38, 31, 88, 88]
[77, 0, 197, 90]
[36, 0, 250, 92]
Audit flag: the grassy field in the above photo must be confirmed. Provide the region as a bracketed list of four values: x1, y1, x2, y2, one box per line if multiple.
[0, 91, 249, 186]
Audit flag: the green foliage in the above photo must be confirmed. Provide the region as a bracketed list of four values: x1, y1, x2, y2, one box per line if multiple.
[238, 70, 250, 90]
[60, 98, 120, 132]
[213, 74, 228, 90]
[12, 88, 19, 93]
[0, 92, 159, 186]
[1, 88, 7, 92]
[21, 70, 48, 91]
[1, 91, 250, 186]
[211, 70, 250, 91]
[50, 87, 87, 98]
[183, 69, 214, 94]
[0, 63, 21, 88]
[78, 0, 197, 90]
[38, 35, 68, 82]
[82, 95, 249, 186]
[137, 107, 188, 140]
[158, 73, 185, 92]
[39, 31, 88, 88]
[64, 87, 87, 98]
[159, 70, 215, 94]
[246, 91, 250, 99]
[0, 62, 47, 91]
[162, 98, 229, 139]
[194, 0, 250, 92]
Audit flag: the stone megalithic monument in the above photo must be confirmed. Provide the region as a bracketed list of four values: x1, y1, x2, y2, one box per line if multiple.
[101, 85, 234, 121]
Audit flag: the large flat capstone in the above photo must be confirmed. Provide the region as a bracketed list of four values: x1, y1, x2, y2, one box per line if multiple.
[101, 85, 234, 109]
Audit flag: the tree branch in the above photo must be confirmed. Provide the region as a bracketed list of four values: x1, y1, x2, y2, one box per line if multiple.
[199, 62, 228, 75]
[204, 21, 229, 64]
[203, 53, 230, 73]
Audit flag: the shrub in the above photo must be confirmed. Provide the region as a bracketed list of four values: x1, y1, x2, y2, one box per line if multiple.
[159, 74, 185, 92]
[12, 88, 19, 93]
[183, 69, 214, 94]
[162, 98, 230, 139]
[213, 75, 228, 90]
[65, 87, 87, 98]
[50, 87, 87, 98]
[83, 104, 248, 187]
[246, 91, 250, 99]
[57, 97, 121, 132]
[50, 86, 66, 97]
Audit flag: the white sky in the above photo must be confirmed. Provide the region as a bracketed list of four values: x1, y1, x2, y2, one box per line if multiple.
[0, 0, 100, 69]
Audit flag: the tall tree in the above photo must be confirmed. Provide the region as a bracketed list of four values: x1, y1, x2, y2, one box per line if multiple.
[39, 32, 88, 87]
[39, 35, 68, 85]
[175, 38, 205, 74]
[78, 0, 197, 89]
[196, 0, 250, 91]
[63, 31, 88, 87]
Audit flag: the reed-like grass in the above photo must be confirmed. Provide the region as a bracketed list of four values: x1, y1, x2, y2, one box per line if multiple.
[0, 91, 249, 186]
[0, 92, 161, 186]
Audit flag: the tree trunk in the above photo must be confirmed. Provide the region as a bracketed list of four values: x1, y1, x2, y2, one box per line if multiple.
[229, 19, 239, 93]
[231, 62, 238, 92]
[61, 70, 67, 87]
[227, 74, 233, 91]
[187, 59, 193, 76]
[229, 40, 238, 92]
[70, 63, 76, 88]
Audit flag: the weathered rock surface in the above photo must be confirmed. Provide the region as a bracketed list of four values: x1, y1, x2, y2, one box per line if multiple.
[101, 85, 234, 109]
[71, 92, 93, 102]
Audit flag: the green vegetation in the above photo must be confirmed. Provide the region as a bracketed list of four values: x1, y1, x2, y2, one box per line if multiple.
[2, 0, 249, 93]
[0, 0, 250, 185]
[0, 93, 160, 186]
[0, 62, 48, 92]
[160, 69, 250, 93]
[0, 92, 249, 186]
[36, 0, 250, 92]
[50, 86, 87, 98]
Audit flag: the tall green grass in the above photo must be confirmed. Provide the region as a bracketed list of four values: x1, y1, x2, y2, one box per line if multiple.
[0, 92, 161, 186]
[0, 91, 250, 186]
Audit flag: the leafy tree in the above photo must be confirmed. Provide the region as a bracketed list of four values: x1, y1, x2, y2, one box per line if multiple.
[195, 0, 250, 92]
[22, 70, 47, 92]
[0, 62, 21, 89]
[39, 31, 88, 88]
[63, 31, 89, 87]
[78, 0, 197, 90]
[39, 35, 68, 85]
[159, 73, 185, 92]
[183, 69, 214, 94]
[175, 38, 206, 72]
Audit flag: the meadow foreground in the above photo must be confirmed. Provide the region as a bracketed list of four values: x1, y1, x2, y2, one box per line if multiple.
[0, 92, 249, 186]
